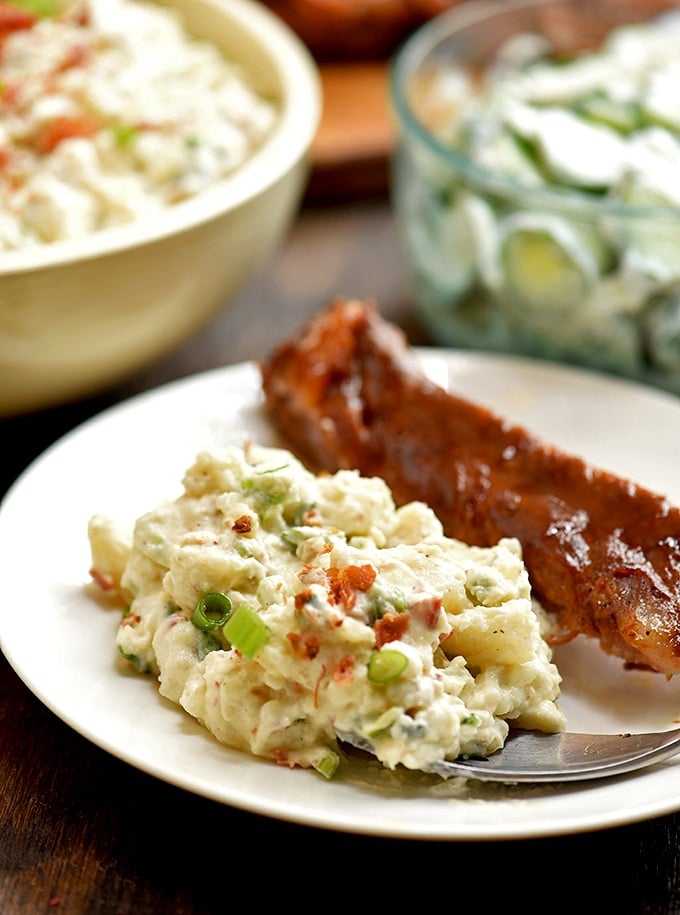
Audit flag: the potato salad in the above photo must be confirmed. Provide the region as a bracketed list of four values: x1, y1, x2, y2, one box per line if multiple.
[0, 0, 276, 249]
[88, 442, 565, 779]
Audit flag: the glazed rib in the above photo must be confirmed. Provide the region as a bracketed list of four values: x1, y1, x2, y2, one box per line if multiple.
[261, 298, 680, 675]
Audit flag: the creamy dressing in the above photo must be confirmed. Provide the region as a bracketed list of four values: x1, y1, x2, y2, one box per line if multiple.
[88, 442, 565, 778]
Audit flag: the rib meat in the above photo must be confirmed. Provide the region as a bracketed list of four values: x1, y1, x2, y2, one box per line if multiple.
[260, 298, 680, 675]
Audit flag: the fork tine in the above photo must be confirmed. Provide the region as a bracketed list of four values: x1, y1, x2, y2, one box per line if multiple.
[434, 728, 680, 783]
[337, 727, 680, 784]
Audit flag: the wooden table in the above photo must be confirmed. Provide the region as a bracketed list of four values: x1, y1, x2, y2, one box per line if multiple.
[2, 195, 680, 914]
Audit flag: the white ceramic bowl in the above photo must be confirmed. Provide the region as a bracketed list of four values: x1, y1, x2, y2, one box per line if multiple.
[0, 0, 321, 416]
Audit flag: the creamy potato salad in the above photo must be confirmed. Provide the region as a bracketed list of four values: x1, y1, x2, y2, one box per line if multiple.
[0, 0, 277, 249]
[397, 9, 680, 393]
[88, 442, 564, 779]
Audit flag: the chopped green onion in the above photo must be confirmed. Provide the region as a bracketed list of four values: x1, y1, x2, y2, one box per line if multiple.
[462, 712, 481, 727]
[365, 706, 403, 737]
[222, 604, 270, 659]
[368, 586, 408, 622]
[367, 649, 408, 684]
[313, 751, 340, 780]
[117, 645, 150, 674]
[10, 0, 64, 16]
[254, 463, 289, 474]
[191, 592, 232, 632]
[241, 474, 288, 508]
[280, 528, 306, 553]
[113, 124, 139, 147]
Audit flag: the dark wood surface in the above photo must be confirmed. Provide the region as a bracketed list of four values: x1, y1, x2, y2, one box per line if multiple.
[2, 195, 680, 914]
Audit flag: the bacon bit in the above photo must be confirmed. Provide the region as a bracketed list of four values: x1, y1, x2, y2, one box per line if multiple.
[68, 2, 91, 27]
[287, 631, 320, 660]
[326, 571, 355, 611]
[410, 595, 443, 628]
[89, 568, 117, 592]
[325, 564, 376, 610]
[1, 81, 22, 107]
[34, 114, 100, 155]
[270, 748, 295, 768]
[302, 508, 323, 526]
[232, 515, 252, 534]
[374, 611, 409, 648]
[332, 654, 355, 683]
[342, 564, 376, 591]
[0, 3, 37, 42]
[313, 663, 327, 708]
[294, 589, 315, 611]
[56, 42, 91, 72]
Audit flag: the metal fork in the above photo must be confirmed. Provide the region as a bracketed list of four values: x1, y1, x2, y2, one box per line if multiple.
[336, 726, 680, 783]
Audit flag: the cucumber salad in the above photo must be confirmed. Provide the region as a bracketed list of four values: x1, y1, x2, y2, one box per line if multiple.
[87, 442, 564, 779]
[395, 7, 680, 392]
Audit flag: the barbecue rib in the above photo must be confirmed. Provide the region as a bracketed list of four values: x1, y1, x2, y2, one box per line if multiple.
[261, 298, 680, 675]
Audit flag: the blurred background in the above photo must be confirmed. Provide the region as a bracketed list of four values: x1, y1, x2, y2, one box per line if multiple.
[266, 0, 464, 200]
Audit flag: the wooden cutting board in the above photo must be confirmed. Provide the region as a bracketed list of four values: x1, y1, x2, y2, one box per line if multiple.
[307, 61, 396, 201]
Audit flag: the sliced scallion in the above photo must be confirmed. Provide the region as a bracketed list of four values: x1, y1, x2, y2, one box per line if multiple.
[280, 528, 306, 553]
[222, 604, 270, 659]
[117, 645, 149, 674]
[365, 706, 402, 737]
[313, 751, 340, 780]
[113, 124, 139, 147]
[462, 712, 481, 726]
[12, 0, 64, 16]
[368, 586, 408, 621]
[191, 592, 232, 632]
[367, 649, 408, 684]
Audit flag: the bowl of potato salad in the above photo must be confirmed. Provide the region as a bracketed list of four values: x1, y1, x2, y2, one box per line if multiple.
[0, 0, 320, 415]
[390, 0, 680, 394]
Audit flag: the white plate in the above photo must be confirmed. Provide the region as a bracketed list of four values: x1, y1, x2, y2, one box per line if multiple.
[3, 352, 680, 841]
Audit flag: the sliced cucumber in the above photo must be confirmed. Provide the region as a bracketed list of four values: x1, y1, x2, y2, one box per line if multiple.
[616, 159, 680, 284]
[495, 212, 609, 320]
[473, 129, 545, 186]
[502, 103, 627, 189]
[576, 91, 641, 134]
[640, 65, 680, 132]
[643, 288, 680, 372]
[403, 185, 477, 302]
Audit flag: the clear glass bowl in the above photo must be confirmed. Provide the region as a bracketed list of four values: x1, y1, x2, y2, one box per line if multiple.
[390, 0, 680, 394]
